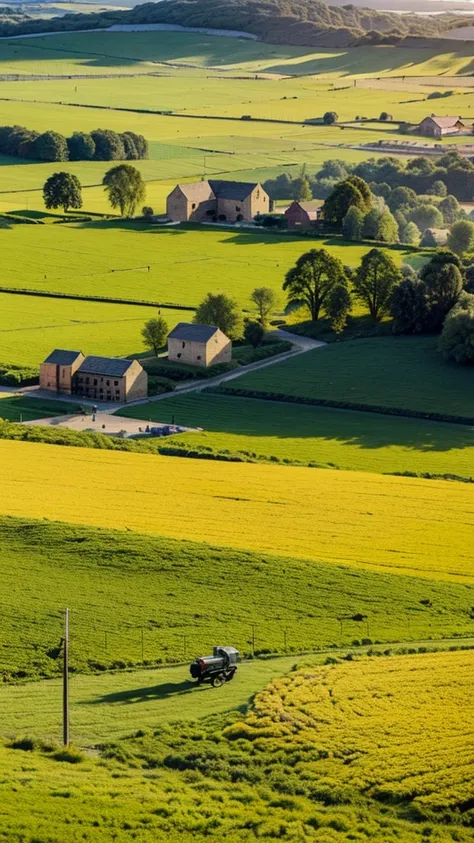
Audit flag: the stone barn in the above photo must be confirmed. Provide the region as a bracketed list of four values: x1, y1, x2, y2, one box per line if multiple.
[166, 180, 270, 223]
[40, 350, 148, 402]
[418, 115, 466, 138]
[168, 323, 232, 368]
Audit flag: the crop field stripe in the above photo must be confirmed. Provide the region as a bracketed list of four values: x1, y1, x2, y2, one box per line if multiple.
[0, 287, 196, 310]
[0, 439, 472, 581]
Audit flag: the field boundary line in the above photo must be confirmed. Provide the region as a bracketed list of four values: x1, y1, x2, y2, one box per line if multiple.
[0, 287, 196, 310]
[214, 386, 474, 427]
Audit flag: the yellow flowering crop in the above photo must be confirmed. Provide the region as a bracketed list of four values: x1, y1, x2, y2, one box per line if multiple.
[1, 440, 472, 581]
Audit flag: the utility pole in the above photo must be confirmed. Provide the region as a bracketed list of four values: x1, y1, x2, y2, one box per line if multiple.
[63, 608, 69, 747]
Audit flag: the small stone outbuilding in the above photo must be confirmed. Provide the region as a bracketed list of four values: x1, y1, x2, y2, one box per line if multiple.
[40, 349, 147, 402]
[168, 323, 232, 368]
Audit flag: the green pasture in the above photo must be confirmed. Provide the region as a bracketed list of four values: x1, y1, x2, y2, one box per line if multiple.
[1, 31, 474, 78]
[226, 336, 474, 418]
[2, 73, 473, 125]
[0, 395, 81, 421]
[0, 292, 189, 366]
[117, 392, 474, 478]
[0, 515, 472, 681]
[0, 223, 409, 313]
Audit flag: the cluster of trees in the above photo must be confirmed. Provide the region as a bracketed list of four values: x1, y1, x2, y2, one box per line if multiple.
[321, 174, 467, 246]
[391, 251, 474, 363]
[43, 164, 147, 216]
[0, 125, 148, 162]
[283, 244, 474, 362]
[283, 246, 399, 332]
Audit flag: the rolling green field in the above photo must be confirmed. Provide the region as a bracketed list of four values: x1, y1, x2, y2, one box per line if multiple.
[0, 223, 405, 324]
[1, 515, 473, 680]
[225, 336, 474, 418]
[118, 392, 474, 478]
[0, 395, 81, 420]
[0, 291, 190, 365]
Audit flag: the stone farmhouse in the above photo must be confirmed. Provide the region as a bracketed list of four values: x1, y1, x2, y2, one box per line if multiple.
[168, 324, 232, 368]
[285, 200, 321, 228]
[166, 179, 270, 223]
[40, 349, 147, 403]
[417, 115, 466, 138]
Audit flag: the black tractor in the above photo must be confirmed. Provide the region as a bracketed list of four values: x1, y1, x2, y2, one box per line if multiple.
[190, 646, 239, 688]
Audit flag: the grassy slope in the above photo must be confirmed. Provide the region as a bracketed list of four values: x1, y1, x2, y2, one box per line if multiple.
[0, 396, 82, 420]
[0, 439, 472, 581]
[2, 516, 473, 680]
[117, 392, 474, 478]
[0, 292, 190, 366]
[226, 336, 474, 418]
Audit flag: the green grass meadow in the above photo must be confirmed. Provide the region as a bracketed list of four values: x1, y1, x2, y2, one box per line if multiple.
[118, 392, 474, 478]
[0, 395, 82, 421]
[1, 516, 472, 682]
[224, 336, 474, 418]
[0, 291, 190, 365]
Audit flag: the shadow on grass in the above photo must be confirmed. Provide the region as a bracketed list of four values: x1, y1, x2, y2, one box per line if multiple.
[84, 680, 206, 705]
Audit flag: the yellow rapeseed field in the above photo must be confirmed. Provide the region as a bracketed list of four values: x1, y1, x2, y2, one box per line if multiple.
[230, 650, 474, 818]
[1, 440, 472, 581]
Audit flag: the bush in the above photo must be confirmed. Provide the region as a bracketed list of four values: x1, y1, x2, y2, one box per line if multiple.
[148, 375, 176, 395]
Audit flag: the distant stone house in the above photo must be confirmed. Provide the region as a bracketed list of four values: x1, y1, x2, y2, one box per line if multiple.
[168, 324, 232, 368]
[418, 115, 466, 138]
[166, 180, 270, 223]
[40, 349, 147, 402]
[285, 200, 321, 228]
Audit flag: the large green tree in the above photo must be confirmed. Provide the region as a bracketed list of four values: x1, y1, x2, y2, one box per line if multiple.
[323, 177, 371, 227]
[43, 172, 82, 213]
[102, 164, 146, 216]
[194, 292, 243, 340]
[447, 220, 474, 257]
[439, 293, 474, 364]
[283, 248, 348, 321]
[354, 248, 401, 321]
[142, 315, 168, 356]
[342, 206, 364, 241]
[390, 278, 429, 335]
[34, 130, 68, 162]
[244, 319, 265, 352]
[92, 129, 125, 161]
[67, 131, 95, 161]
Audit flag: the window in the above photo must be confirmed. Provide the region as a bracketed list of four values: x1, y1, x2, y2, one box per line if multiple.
[62, 369, 66, 379]
[182, 341, 186, 348]
[177, 353, 182, 359]
[236, 205, 241, 212]
[85, 377, 89, 385]
[114, 380, 118, 386]
[93, 379, 98, 386]
[191, 203, 196, 210]
[115, 389, 120, 396]
[106, 380, 110, 387]
[197, 355, 201, 360]
[256, 189, 260, 198]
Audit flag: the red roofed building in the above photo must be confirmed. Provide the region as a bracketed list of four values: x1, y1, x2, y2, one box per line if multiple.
[418, 115, 466, 138]
[285, 200, 321, 229]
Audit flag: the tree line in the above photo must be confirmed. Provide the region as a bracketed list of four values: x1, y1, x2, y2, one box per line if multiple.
[265, 150, 474, 207]
[284, 245, 474, 364]
[0, 126, 148, 163]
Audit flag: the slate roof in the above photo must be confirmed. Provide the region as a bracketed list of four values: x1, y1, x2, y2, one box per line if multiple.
[426, 115, 464, 129]
[209, 179, 258, 200]
[77, 356, 136, 377]
[168, 322, 221, 343]
[43, 349, 83, 366]
[177, 182, 216, 202]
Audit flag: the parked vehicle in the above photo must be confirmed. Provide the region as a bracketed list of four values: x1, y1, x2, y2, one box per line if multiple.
[189, 646, 239, 688]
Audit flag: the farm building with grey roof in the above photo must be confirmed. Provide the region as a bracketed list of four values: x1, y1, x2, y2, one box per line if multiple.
[168, 323, 232, 368]
[166, 179, 270, 223]
[40, 350, 147, 403]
